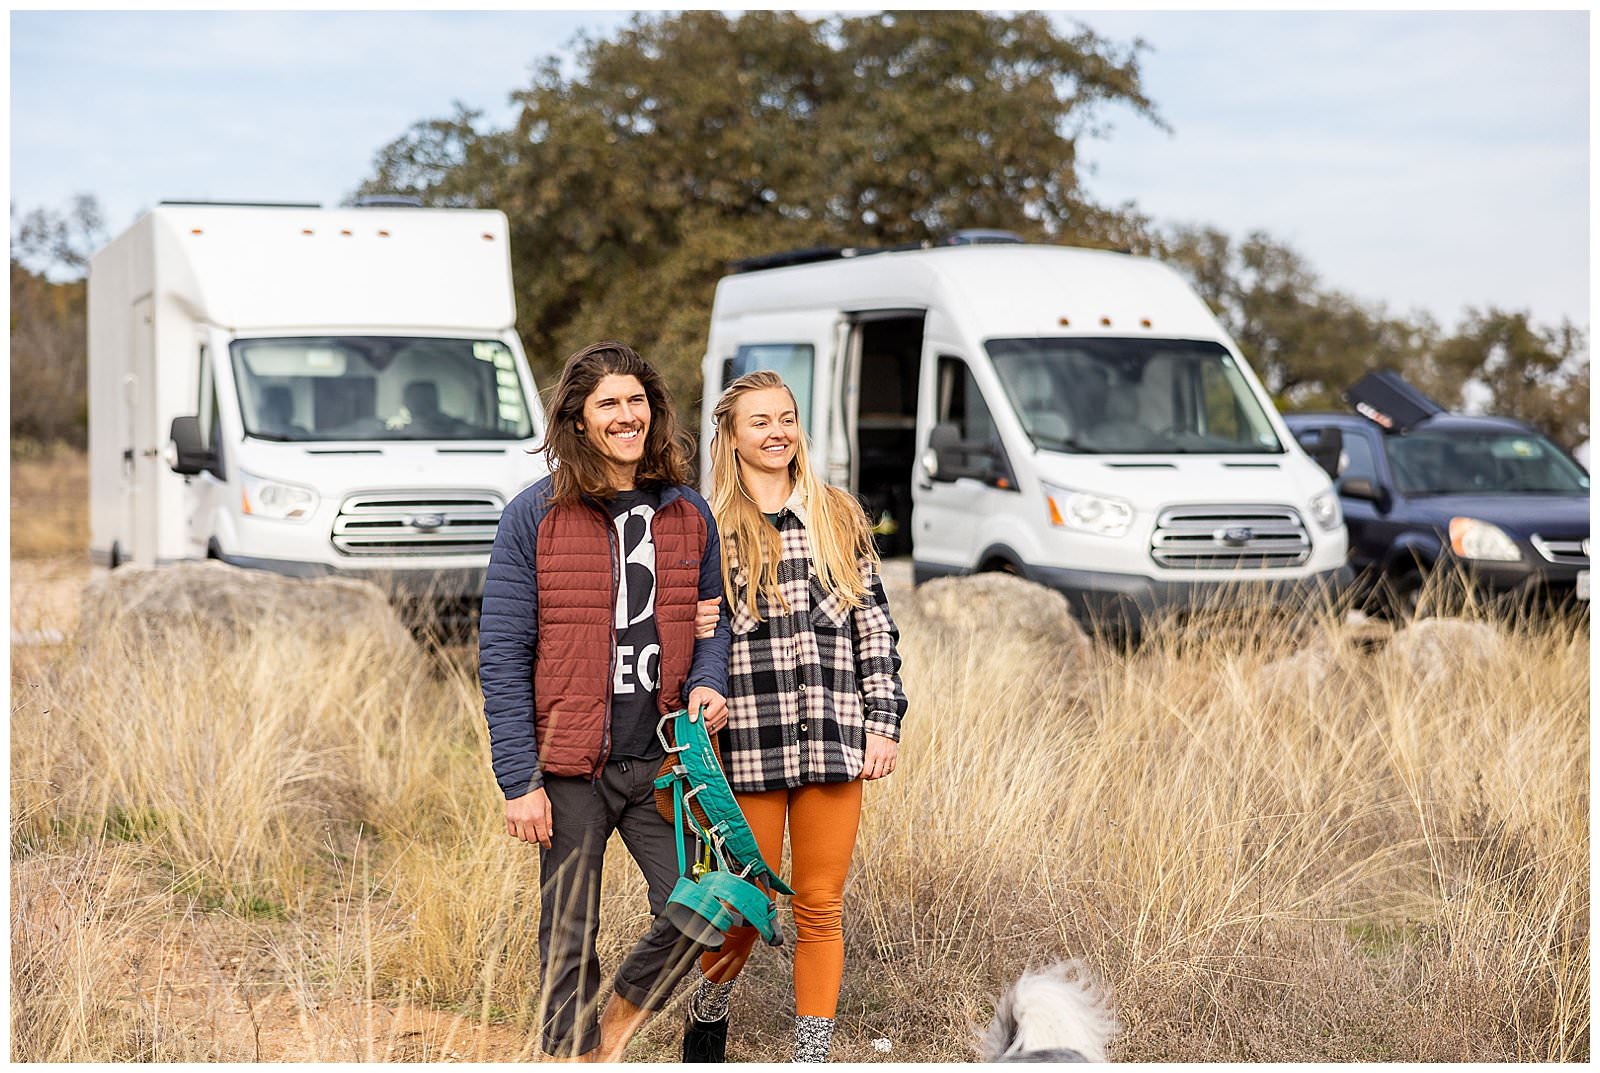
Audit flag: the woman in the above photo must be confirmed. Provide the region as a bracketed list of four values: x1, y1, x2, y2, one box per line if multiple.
[684, 369, 908, 1062]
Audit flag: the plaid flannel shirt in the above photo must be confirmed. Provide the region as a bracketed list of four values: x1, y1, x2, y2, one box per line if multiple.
[720, 492, 908, 792]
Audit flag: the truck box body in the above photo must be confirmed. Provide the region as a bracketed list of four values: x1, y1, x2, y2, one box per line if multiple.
[88, 204, 547, 598]
[700, 243, 1350, 630]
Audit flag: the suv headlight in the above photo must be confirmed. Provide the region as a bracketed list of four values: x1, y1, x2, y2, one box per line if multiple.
[1308, 490, 1342, 531]
[1042, 482, 1133, 538]
[1448, 517, 1521, 562]
[240, 471, 318, 522]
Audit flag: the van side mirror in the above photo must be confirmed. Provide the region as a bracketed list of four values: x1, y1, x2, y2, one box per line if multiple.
[167, 415, 217, 476]
[1296, 426, 1343, 480]
[927, 421, 1016, 489]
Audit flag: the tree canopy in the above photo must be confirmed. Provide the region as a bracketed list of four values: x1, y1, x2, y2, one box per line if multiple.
[9, 12, 1588, 453]
[359, 10, 1164, 412]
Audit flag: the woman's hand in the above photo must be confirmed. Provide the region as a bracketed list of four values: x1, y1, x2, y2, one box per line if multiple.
[861, 732, 898, 780]
[694, 597, 721, 639]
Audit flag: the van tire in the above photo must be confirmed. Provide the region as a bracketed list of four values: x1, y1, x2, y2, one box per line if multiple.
[109, 542, 125, 570]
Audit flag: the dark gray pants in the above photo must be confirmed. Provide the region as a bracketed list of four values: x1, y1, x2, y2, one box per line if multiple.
[537, 759, 703, 1056]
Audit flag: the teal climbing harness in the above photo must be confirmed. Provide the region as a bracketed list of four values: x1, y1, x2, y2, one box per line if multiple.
[653, 707, 793, 948]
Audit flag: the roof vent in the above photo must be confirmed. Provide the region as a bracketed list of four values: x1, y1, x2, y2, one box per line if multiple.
[354, 194, 424, 209]
[937, 229, 1024, 246]
[159, 199, 321, 209]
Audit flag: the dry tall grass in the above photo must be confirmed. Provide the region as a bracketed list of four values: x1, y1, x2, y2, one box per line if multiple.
[9, 444, 89, 560]
[9, 545, 1590, 1060]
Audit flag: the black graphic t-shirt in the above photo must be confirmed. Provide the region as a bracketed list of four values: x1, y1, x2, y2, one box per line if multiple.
[606, 488, 665, 761]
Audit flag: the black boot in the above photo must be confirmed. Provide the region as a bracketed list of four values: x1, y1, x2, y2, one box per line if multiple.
[683, 1010, 729, 1062]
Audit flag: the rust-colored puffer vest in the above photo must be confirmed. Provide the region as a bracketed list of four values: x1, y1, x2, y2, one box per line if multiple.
[534, 494, 704, 776]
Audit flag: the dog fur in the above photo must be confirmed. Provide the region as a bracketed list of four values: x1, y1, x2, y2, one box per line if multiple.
[980, 960, 1120, 1063]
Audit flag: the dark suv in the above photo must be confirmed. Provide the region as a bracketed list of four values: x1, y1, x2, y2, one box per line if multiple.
[1285, 372, 1590, 617]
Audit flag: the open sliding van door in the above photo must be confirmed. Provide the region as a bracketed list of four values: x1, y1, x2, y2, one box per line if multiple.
[834, 310, 926, 556]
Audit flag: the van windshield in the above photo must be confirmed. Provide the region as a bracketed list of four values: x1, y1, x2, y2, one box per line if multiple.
[230, 336, 537, 442]
[985, 337, 1283, 454]
[1384, 429, 1590, 496]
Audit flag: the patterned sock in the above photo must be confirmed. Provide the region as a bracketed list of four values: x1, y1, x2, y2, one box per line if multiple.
[689, 973, 737, 1024]
[793, 1015, 834, 1062]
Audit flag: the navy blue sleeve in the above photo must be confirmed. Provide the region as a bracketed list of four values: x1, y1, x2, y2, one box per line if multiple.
[682, 488, 732, 700]
[478, 482, 548, 798]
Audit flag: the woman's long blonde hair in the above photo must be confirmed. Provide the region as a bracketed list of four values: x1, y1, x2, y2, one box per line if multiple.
[709, 370, 876, 620]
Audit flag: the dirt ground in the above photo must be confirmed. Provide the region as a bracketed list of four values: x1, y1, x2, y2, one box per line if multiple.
[121, 924, 535, 1061]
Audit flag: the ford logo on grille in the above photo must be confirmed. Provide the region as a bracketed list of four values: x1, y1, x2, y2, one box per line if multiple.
[407, 513, 446, 532]
[1215, 526, 1254, 547]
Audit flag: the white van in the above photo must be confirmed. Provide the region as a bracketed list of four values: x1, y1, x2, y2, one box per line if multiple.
[699, 237, 1350, 630]
[88, 201, 547, 605]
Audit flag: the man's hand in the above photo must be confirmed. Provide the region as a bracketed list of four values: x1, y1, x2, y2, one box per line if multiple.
[861, 733, 898, 780]
[506, 787, 554, 848]
[687, 686, 729, 734]
[694, 597, 721, 639]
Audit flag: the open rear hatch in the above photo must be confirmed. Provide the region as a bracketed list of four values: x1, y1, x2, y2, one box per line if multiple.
[1342, 370, 1445, 432]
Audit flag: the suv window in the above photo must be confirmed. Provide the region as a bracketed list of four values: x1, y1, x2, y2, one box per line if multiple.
[1337, 428, 1379, 485]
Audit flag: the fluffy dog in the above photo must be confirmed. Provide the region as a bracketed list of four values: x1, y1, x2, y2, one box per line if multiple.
[979, 960, 1120, 1063]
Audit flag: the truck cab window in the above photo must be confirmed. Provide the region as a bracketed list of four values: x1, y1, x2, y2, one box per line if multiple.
[196, 344, 216, 450]
[229, 336, 535, 442]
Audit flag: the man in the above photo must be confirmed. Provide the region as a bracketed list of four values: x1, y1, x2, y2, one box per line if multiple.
[479, 340, 731, 1061]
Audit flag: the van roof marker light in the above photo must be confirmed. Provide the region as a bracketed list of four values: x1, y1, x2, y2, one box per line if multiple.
[190, 229, 203, 236]
[482, 232, 495, 241]
[1141, 317, 1153, 329]
[1058, 316, 1070, 327]
[340, 228, 353, 236]
[301, 228, 314, 236]
[1100, 316, 1112, 327]
[377, 229, 391, 238]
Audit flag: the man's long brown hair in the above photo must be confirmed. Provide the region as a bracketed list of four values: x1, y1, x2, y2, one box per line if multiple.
[541, 341, 691, 502]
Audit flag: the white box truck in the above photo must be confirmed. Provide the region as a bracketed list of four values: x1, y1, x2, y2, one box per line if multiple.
[88, 201, 547, 605]
[699, 236, 1351, 632]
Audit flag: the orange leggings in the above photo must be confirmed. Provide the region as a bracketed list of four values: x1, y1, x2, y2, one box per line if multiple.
[698, 780, 863, 1018]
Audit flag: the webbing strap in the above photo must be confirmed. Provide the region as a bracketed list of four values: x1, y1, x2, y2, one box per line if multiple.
[655, 708, 791, 946]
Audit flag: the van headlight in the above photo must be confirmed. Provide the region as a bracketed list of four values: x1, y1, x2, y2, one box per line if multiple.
[1042, 482, 1133, 538]
[1308, 490, 1342, 531]
[1449, 517, 1521, 562]
[240, 471, 318, 522]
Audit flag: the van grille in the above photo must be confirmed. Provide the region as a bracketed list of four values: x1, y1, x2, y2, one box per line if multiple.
[1531, 535, 1589, 566]
[332, 491, 503, 557]
[1150, 504, 1311, 570]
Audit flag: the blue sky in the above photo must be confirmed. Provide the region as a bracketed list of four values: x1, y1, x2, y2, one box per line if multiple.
[7, 9, 1590, 332]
